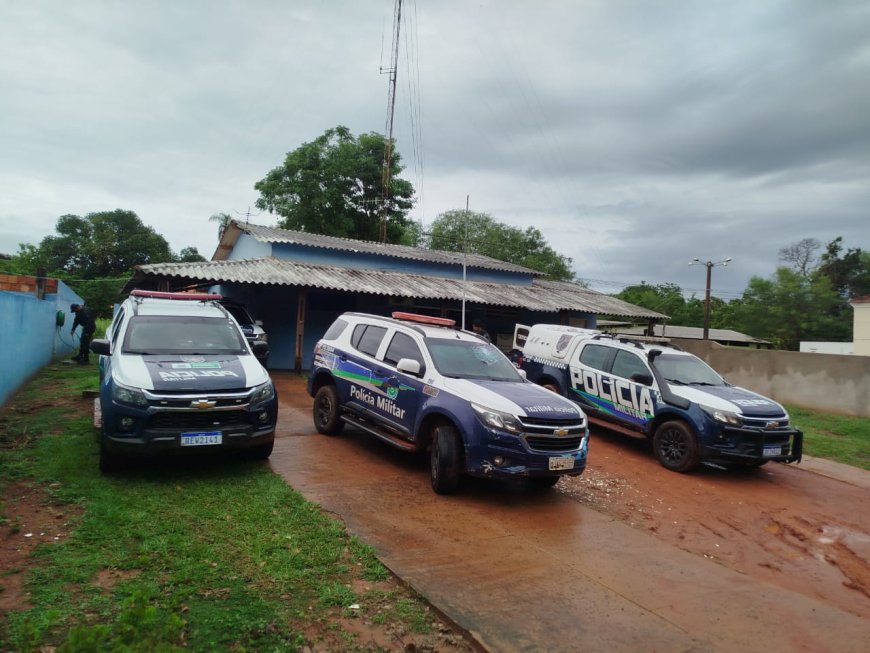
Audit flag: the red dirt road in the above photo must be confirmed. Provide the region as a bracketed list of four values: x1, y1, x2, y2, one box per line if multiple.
[271, 374, 870, 652]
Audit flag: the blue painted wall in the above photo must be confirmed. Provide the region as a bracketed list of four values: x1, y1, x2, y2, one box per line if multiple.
[265, 238, 533, 285]
[228, 233, 271, 260]
[0, 281, 83, 407]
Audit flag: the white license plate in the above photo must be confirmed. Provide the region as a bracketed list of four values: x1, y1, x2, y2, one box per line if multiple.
[549, 456, 574, 471]
[763, 446, 782, 457]
[181, 431, 222, 447]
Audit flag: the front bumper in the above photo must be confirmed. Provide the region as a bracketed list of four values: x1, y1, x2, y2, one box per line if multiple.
[101, 400, 277, 456]
[464, 423, 590, 479]
[700, 425, 803, 465]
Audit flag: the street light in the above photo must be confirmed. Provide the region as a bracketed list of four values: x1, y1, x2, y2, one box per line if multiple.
[689, 257, 732, 340]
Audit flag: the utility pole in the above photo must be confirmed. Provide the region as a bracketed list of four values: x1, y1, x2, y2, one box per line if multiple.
[461, 195, 469, 330]
[689, 257, 732, 340]
[379, 0, 402, 243]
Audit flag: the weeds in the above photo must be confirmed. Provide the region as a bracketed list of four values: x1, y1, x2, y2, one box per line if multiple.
[0, 363, 446, 652]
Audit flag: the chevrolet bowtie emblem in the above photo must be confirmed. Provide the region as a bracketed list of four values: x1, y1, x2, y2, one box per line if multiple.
[553, 428, 569, 437]
[191, 399, 216, 409]
[765, 421, 781, 429]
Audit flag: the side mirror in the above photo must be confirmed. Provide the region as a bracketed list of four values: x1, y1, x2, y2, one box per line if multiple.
[397, 358, 422, 376]
[631, 372, 653, 386]
[252, 342, 269, 357]
[516, 368, 528, 380]
[255, 320, 263, 326]
[90, 339, 110, 356]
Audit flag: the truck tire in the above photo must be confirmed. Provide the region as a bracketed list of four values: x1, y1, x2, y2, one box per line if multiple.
[246, 437, 274, 460]
[99, 434, 125, 474]
[540, 380, 561, 394]
[431, 425, 462, 494]
[313, 385, 344, 435]
[653, 420, 700, 472]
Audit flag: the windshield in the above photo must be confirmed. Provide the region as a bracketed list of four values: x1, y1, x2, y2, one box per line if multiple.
[123, 316, 247, 355]
[654, 353, 726, 386]
[427, 339, 522, 381]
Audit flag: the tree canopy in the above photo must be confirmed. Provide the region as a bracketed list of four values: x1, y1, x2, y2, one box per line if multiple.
[616, 282, 704, 326]
[616, 236, 867, 350]
[734, 267, 847, 349]
[425, 209, 575, 281]
[254, 126, 416, 244]
[4, 209, 204, 316]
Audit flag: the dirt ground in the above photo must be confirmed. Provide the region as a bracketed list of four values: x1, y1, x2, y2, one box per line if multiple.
[559, 428, 870, 621]
[4, 371, 869, 651]
[0, 379, 478, 653]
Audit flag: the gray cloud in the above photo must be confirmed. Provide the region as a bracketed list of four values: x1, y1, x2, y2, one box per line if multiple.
[1, 0, 867, 306]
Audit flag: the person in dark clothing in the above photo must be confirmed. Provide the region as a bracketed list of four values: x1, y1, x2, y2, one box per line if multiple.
[70, 303, 96, 364]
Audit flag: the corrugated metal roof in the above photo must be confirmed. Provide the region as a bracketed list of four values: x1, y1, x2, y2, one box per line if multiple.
[128, 257, 668, 319]
[233, 222, 540, 275]
[617, 324, 769, 344]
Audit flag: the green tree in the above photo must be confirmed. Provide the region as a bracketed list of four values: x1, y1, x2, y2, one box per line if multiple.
[729, 267, 847, 349]
[254, 126, 415, 243]
[17, 210, 174, 278]
[6, 209, 202, 316]
[814, 236, 870, 299]
[426, 210, 574, 281]
[175, 247, 206, 262]
[615, 282, 705, 325]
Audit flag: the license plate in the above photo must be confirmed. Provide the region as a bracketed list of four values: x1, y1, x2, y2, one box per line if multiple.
[181, 431, 222, 447]
[763, 446, 782, 457]
[549, 456, 574, 471]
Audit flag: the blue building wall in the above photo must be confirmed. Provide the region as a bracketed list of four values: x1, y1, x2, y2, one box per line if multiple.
[0, 281, 83, 407]
[228, 234, 271, 260]
[265, 238, 533, 285]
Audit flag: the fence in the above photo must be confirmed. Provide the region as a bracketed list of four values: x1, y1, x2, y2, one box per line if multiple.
[673, 338, 870, 418]
[0, 275, 83, 407]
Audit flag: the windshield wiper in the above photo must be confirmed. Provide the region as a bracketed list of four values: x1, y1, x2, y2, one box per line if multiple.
[664, 377, 687, 385]
[688, 381, 718, 386]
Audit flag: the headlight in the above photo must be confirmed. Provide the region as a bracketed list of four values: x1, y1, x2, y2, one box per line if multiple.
[254, 333, 268, 342]
[251, 381, 275, 404]
[471, 403, 523, 433]
[112, 382, 148, 407]
[701, 405, 742, 426]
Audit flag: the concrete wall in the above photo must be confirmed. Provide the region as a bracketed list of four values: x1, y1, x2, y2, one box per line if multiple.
[673, 338, 870, 417]
[852, 300, 870, 356]
[0, 277, 83, 407]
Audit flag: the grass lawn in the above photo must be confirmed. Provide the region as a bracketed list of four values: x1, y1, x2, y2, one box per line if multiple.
[0, 363, 472, 652]
[787, 403, 870, 471]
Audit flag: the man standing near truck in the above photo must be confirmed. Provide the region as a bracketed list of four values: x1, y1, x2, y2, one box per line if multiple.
[70, 303, 96, 364]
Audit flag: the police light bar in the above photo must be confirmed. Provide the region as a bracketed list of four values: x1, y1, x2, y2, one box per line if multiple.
[130, 290, 222, 301]
[391, 311, 456, 327]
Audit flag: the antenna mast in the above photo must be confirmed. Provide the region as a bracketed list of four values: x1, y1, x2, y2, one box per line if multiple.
[379, 0, 402, 243]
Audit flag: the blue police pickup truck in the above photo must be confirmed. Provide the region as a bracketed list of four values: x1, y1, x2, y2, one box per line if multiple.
[307, 312, 589, 494]
[514, 323, 802, 472]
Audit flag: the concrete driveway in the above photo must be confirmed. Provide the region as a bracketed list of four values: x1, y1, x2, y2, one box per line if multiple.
[270, 374, 869, 653]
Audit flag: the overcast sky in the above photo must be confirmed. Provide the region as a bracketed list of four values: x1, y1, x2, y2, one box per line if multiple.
[2, 0, 868, 300]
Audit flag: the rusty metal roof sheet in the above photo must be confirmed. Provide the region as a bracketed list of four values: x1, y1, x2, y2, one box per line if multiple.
[127, 257, 668, 319]
[232, 222, 540, 275]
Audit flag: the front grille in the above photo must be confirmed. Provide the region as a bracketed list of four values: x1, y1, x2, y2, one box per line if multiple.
[148, 396, 248, 409]
[519, 416, 586, 453]
[525, 435, 584, 453]
[148, 410, 248, 430]
[742, 415, 790, 431]
[519, 416, 586, 435]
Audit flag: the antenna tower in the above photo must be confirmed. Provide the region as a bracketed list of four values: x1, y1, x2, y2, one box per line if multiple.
[379, 0, 402, 243]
